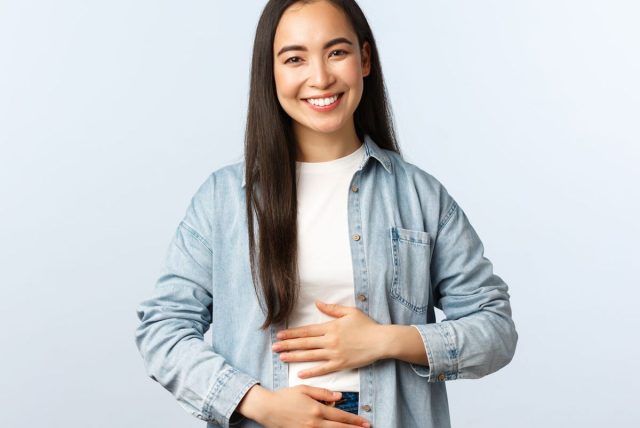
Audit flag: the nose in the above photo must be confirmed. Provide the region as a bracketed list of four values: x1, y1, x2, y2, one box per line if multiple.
[308, 59, 335, 89]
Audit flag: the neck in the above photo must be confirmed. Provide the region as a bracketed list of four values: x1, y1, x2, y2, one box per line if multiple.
[293, 125, 362, 163]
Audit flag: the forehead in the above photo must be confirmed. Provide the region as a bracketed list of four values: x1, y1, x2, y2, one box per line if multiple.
[273, 1, 355, 50]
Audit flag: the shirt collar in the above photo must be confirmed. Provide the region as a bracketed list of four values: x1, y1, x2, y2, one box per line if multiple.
[241, 134, 392, 188]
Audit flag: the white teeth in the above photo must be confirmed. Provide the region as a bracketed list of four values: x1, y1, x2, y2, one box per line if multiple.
[306, 94, 339, 106]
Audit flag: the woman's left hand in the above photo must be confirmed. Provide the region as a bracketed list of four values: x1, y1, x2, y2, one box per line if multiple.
[271, 300, 385, 379]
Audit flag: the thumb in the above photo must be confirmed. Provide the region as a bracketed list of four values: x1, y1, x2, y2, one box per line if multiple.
[303, 386, 342, 403]
[315, 300, 349, 316]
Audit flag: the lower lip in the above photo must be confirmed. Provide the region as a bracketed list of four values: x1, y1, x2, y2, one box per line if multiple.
[304, 93, 344, 112]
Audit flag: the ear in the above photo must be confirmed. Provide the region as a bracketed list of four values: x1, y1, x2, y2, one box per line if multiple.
[361, 40, 371, 77]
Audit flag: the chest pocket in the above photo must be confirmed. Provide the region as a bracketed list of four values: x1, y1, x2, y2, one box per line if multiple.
[389, 226, 432, 314]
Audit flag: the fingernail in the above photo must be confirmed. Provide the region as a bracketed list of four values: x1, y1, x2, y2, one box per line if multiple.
[363, 423, 370, 428]
[333, 392, 341, 398]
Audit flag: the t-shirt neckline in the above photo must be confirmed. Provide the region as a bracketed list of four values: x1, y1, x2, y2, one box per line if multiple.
[296, 143, 365, 173]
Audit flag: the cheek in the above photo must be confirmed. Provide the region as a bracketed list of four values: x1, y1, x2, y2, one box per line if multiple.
[274, 69, 298, 100]
[341, 61, 365, 92]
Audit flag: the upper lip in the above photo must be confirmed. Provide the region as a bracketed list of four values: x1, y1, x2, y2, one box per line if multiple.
[303, 92, 343, 100]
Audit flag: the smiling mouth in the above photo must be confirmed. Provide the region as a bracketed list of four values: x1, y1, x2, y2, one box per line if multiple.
[303, 92, 344, 107]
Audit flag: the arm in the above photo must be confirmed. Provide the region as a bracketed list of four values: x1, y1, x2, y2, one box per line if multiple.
[268, 192, 515, 382]
[376, 325, 429, 366]
[236, 384, 272, 421]
[134, 176, 260, 427]
[404, 193, 518, 382]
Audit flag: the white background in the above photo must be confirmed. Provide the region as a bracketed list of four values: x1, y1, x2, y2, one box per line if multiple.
[1, 1, 638, 426]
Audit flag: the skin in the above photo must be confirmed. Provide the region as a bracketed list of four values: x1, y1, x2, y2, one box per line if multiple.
[237, 1, 428, 426]
[272, 0, 371, 163]
[272, 301, 428, 378]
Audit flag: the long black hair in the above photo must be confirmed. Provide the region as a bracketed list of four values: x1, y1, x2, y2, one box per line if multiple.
[244, 0, 401, 330]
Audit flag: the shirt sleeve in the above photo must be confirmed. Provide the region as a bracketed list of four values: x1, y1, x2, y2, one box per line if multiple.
[409, 192, 518, 382]
[134, 175, 260, 427]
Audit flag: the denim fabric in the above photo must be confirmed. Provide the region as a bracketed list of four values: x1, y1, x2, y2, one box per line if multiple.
[333, 392, 359, 415]
[134, 134, 518, 428]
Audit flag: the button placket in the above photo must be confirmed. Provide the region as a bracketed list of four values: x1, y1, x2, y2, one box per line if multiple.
[347, 172, 373, 422]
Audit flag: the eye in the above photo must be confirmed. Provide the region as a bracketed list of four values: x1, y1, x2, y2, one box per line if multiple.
[330, 49, 348, 57]
[284, 56, 302, 64]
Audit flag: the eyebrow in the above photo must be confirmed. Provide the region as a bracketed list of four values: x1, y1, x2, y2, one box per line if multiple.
[276, 37, 353, 57]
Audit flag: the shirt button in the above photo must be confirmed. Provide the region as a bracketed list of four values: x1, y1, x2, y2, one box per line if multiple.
[352, 234, 361, 241]
[437, 373, 446, 382]
[361, 404, 372, 412]
[351, 185, 359, 192]
[357, 294, 367, 302]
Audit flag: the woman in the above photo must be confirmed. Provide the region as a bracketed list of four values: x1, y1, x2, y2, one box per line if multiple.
[134, 1, 518, 427]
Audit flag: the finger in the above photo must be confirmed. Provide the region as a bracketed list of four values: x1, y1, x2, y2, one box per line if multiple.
[316, 300, 354, 317]
[298, 361, 338, 379]
[321, 405, 371, 428]
[277, 322, 329, 339]
[280, 348, 329, 363]
[300, 385, 343, 402]
[274, 335, 327, 352]
[323, 421, 370, 428]
[271, 336, 333, 352]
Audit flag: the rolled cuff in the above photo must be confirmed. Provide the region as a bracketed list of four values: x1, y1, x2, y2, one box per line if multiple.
[409, 323, 459, 382]
[202, 366, 261, 427]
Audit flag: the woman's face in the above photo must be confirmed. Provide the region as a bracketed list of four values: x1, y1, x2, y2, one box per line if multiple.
[273, 0, 370, 141]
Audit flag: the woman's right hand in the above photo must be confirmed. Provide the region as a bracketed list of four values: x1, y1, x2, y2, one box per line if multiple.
[257, 385, 371, 428]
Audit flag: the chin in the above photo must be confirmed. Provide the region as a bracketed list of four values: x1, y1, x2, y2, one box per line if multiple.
[311, 125, 346, 134]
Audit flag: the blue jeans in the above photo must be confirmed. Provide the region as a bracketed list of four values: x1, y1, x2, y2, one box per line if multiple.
[333, 391, 359, 415]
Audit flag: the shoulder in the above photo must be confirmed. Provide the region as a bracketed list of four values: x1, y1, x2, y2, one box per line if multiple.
[209, 159, 245, 189]
[385, 149, 452, 199]
[383, 149, 460, 229]
[192, 159, 244, 197]
[185, 158, 244, 217]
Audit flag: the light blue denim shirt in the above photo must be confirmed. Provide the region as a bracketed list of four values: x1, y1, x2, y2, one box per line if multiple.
[134, 134, 517, 428]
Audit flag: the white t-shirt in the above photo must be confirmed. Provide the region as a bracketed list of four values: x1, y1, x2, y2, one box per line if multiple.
[287, 142, 366, 392]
